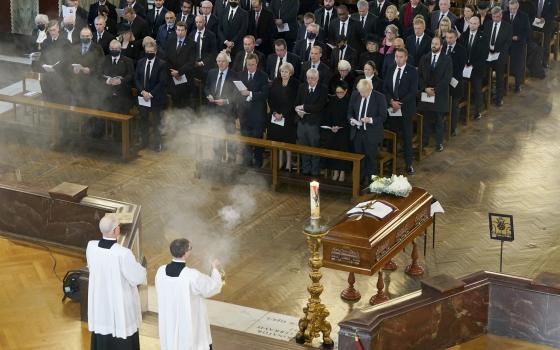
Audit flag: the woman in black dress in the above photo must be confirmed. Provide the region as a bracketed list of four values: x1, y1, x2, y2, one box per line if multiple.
[321, 80, 351, 182]
[354, 60, 384, 92]
[268, 62, 299, 171]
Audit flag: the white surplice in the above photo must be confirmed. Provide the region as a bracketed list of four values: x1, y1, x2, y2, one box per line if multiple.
[86, 241, 147, 339]
[155, 264, 222, 350]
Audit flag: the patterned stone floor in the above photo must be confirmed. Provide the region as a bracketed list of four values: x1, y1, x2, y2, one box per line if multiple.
[0, 60, 559, 329]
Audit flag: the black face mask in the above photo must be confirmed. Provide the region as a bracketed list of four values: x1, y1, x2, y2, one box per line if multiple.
[110, 50, 121, 57]
[66, 24, 74, 31]
[307, 32, 317, 40]
[81, 38, 91, 45]
[37, 24, 46, 31]
[146, 52, 156, 59]
[229, 1, 239, 7]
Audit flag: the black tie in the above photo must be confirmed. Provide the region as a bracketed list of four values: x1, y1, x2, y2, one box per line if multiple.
[468, 33, 474, 50]
[325, 11, 331, 29]
[155, 8, 160, 20]
[394, 67, 401, 98]
[113, 58, 117, 65]
[215, 72, 223, 96]
[229, 9, 234, 22]
[439, 13, 444, 23]
[177, 40, 183, 50]
[306, 42, 312, 60]
[446, 45, 452, 55]
[359, 97, 367, 124]
[249, 73, 253, 81]
[431, 54, 437, 69]
[277, 57, 283, 77]
[511, 14, 514, 22]
[339, 48, 343, 61]
[416, 37, 420, 48]
[196, 32, 202, 60]
[340, 22, 346, 36]
[97, 33, 101, 43]
[144, 60, 151, 89]
[491, 23, 498, 46]
[360, 16, 365, 28]
[309, 87, 314, 93]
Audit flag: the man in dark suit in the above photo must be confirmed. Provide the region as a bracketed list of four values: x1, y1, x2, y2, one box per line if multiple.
[484, 6, 512, 106]
[328, 5, 363, 54]
[61, 0, 88, 31]
[135, 41, 169, 151]
[165, 22, 196, 108]
[459, 16, 489, 120]
[231, 35, 266, 72]
[382, 38, 409, 78]
[176, 0, 196, 33]
[155, 12, 177, 50]
[122, 0, 146, 19]
[147, 0, 168, 37]
[369, 0, 390, 19]
[299, 46, 332, 86]
[200, 1, 219, 34]
[405, 18, 432, 67]
[443, 30, 467, 136]
[266, 38, 301, 79]
[269, 0, 299, 49]
[101, 40, 135, 115]
[351, 0, 378, 49]
[204, 52, 238, 161]
[348, 78, 387, 183]
[504, 0, 530, 91]
[297, 13, 325, 42]
[293, 23, 326, 62]
[123, 7, 150, 41]
[93, 16, 115, 55]
[89, 0, 118, 29]
[533, 0, 557, 67]
[218, 0, 249, 57]
[314, 0, 336, 33]
[237, 54, 269, 167]
[383, 48, 418, 174]
[399, 0, 429, 38]
[295, 68, 329, 176]
[40, 20, 71, 104]
[330, 36, 357, 69]
[214, 0, 229, 19]
[429, 0, 458, 33]
[62, 15, 81, 45]
[189, 15, 218, 78]
[418, 36, 453, 152]
[248, 0, 275, 56]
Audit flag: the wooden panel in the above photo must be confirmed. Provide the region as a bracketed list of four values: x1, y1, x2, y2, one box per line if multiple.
[39, 0, 60, 19]
[0, 1, 11, 33]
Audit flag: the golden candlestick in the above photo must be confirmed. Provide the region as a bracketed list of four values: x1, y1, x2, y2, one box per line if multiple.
[295, 218, 334, 348]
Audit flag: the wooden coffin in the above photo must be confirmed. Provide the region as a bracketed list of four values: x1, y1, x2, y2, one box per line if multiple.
[322, 187, 433, 276]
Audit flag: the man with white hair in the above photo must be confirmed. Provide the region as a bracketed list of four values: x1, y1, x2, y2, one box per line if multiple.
[156, 238, 223, 350]
[94, 16, 115, 54]
[199, 1, 218, 34]
[351, 0, 378, 48]
[87, 214, 146, 350]
[429, 0, 457, 33]
[63, 14, 80, 44]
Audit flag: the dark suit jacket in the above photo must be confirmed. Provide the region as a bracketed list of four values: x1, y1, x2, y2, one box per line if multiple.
[164, 34, 196, 79]
[294, 83, 329, 126]
[269, 0, 299, 38]
[204, 68, 238, 116]
[429, 11, 458, 34]
[454, 17, 471, 35]
[127, 16, 150, 40]
[188, 29, 218, 68]
[347, 89, 387, 142]
[176, 12, 195, 33]
[156, 24, 176, 49]
[443, 42, 467, 97]
[135, 57, 169, 107]
[299, 61, 332, 87]
[418, 52, 453, 112]
[40, 37, 71, 70]
[213, 0, 228, 19]
[330, 46, 357, 69]
[265, 52, 301, 79]
[381, 51, 414, 78]
[237, 69, 269, 127]
[534, 0, 557, 21]
[296, 25, 326, 42]
[147, 6, 168, 37]
[483, 20, 513, 61]
[328, 18, 363, 53]
[405, 33, 432, 67]
[314, 7, 337, 32]
[350, 12, 378, 46]
[231, 50, 266, 72]
[248, 8, 275, 55]
[459, 30, 489, 76]
[399, 3, 429, 37]
[218, 6, 249, 49]
[383, 63, 418, 117]
[205, 14, 219, 35]
[94, 31, 115, 55]
[503, 11, 531, 44]
[100, 54, 134, 102]
[293, 39, 327, 62]
[62, 28, 81, 45]
[165, 0, 181, 13]
[368, 0, 390, 19]
[89, 1, 118, 28]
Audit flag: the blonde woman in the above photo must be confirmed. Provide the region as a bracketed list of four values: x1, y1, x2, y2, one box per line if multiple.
[377, 5, 402, 38]
[435, 16, 454, 40]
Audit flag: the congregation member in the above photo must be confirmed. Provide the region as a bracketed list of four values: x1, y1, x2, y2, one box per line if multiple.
[248, 0, 275, 56]
[418, 36, 452, 152]
[370, 0, 390, 19]
[119, 25, 141, 62]
[314, 0, 336, 34]
[376, 5, 402, 39]
[443, 30, 467, 136]
[533, 0, 557, 67]
[355, 60, 383, 92]
[121, 0, 146, 19]
[61, 0, 89, 32]
[504, 0, 530, 92]
[405, 18, 431, 67]
[147, 0, 168, 37]
[295, 68, 328, 176]
[94, 16, 115, 55]
[189, 15, 218, 79]
[351, 0, 378, 45]
[347, 79, 387, 185]
[87, 214, 147, 350]
[269, 0, 299, 50]
[266, 39, 301, 79]
[135, 40, 169, 152]
[63, 15, 80, 44]
[296, 13, 318, 41]
[199, 1, 218, 34]
[123, 8, 150, 41]
[300, 46, 332, 86]
[231, 35, 266, 72]
[156, 12, 177, 49]
[383, 47, 417, 174]
[429, 0, 457, 34]
[293, 23, 326, 63]
[89, 0, 118, 30]
[328, 60, 356, 95]
[176, 0, 196, 33]
[30, 14, 50, 52]
[477, 1, 493, 28]
[378, 24, 398, 62]
[358, 36, 383, 71]
[484, 6, 512, 107]
[98, 5, 119, 36]
[399, 0, 429, 38]
[328, 5, 362, 55]
[330, 36, 357, 69]
[218, 0, 249, 57]
[164, 21, 196, 108]
[155, 238, 222, 350]
[267, 63, 299, 170]
[455, 5, 476, 35]
[39, 20, 71, 104]
[381, 37, 408, 79]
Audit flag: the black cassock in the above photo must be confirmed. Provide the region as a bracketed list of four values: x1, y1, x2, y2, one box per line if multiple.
[91, 332, 139, 350]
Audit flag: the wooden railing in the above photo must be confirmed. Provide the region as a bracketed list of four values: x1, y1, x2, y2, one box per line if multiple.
[0, 94, 134, 160]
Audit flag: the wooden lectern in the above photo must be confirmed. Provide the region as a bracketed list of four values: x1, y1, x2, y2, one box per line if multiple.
[322, 187, 434, 304]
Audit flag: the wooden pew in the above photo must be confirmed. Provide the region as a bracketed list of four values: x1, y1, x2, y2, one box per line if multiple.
[379, 130, 397, 176]
[0, 94, 134, 161]
[192, 132, 365, 199]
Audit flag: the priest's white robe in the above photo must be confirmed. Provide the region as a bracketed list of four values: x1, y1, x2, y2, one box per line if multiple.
[155, 264, 222, 350]
[86, 240, 147, 339]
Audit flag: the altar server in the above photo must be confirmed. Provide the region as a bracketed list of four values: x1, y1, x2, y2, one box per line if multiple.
[155, 238, 223, 350]
[87, 214, 147, 350]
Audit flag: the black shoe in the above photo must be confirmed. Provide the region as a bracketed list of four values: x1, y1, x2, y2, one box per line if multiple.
[494, 99, 503, 107]
[451, 129, 457, 137]
[436, 144, 444, 152]
[474, 113, 482, 120]
[406, 166, 415, 175]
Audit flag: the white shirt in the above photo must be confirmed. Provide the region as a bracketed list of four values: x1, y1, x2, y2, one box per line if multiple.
[431, 51, 441, 65]
[155, 264, 222, 350]
[275, 55, 285, 76]
[358, 94, 372, 128]
[195, 28, 205, 42]
[36, 29, 47, 44]
[416, 33, 424, 44]
[215, 68, 228, 96]
[339, 19, 349, 36]
[489, 21, 501, 50]
[392, 63, 405, 93]
[228, 6, 238, 19]
[145, 57, 155, 77]
[66, 28, 74, 43]
[324, 9, 333, 23]
[86, 241, 146, 338]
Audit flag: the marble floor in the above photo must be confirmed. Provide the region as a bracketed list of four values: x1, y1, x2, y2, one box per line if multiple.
[0, 57, 559, 338]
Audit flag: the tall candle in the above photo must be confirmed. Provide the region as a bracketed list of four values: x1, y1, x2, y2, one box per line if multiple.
[310, 181, 320, 219]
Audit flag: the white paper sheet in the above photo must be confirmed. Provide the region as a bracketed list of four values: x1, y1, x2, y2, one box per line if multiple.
[72, 63, 84, 70]
[62, 5, 76, 19]
[271, 115, 285, 126]
[387, 107, 403, 116]
[430, 201, 444, 216]
[138, 96, 151, 107]
[462, 65, 473, 78]
[450, 77, 459, 88]
[320, 125, 332, 130]
[233, 80, 247, 91]
[277, 23, 289, 32]
[42, 64, 56, 72]
[346, 200, 394, 220]
[116, 8, 125, 17]
[173, 74, 188, 85]
[532, 18, 545, 28]
[421, 92, 435, 103]
[349, 118, 363, 126]
[487, 52, 500, 61]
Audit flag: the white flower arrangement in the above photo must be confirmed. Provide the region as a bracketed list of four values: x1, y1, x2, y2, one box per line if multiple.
[369, 175, 412, 197]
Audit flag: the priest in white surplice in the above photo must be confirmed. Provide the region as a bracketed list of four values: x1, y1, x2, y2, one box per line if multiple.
[155, 238, 223, 350]
[87, 214, 147, 350]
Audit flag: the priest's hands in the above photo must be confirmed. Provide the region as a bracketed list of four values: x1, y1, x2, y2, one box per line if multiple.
[211, 259, 221, 269]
